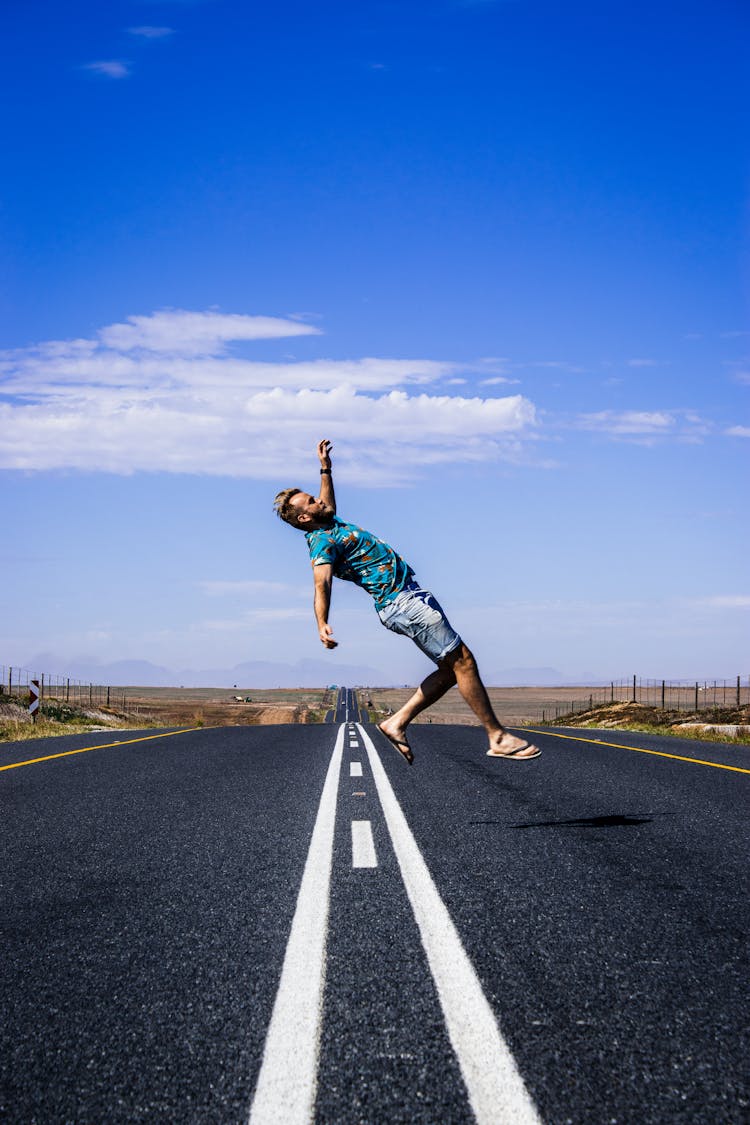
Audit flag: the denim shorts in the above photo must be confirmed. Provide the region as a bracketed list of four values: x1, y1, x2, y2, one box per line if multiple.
[377, 582, 462, 664]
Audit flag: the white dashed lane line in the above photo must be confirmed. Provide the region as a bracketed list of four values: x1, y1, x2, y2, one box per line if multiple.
[351, 820, 377, 868]
[250, 721, 540, 1125]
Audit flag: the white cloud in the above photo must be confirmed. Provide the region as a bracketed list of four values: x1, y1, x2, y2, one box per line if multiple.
[577, 410, 675, 434]
[203, 608, 311, 631]
[573, 409, 716, 445]
[97, 309, 321, 354]
[83, 60, 130, 79]
[528, 360, 587, 373]
[726, 425, 750, 437]
[285, 311, 324, 323]
[693, 595, 750, 609]
[0, 308, 538, 483]
[197, 580, 298, 597]
[128, 26, 175, 38]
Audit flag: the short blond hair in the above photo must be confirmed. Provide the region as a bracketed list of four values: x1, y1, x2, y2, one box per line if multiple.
[273, 487, 302, 526]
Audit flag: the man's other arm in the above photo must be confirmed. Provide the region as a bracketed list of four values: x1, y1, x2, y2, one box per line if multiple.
[313, 563, 338, 648]
[317, 438, 336, 513]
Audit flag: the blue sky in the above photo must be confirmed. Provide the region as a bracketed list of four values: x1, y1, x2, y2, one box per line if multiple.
[1, 0, 748, 686]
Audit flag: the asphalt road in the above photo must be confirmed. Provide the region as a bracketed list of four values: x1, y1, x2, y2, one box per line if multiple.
[1, 712, 748, 1123]
[330, 686, 362, 724]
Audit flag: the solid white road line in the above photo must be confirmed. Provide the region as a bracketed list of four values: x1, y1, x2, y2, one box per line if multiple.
[358, 724, 541, 1125]
[351, 820, 377, 868]
[350, 762, 363, 777]
[248, 725, 345, 1125]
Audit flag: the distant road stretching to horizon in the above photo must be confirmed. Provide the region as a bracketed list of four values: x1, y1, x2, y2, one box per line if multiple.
[2, 688, 748, 1123]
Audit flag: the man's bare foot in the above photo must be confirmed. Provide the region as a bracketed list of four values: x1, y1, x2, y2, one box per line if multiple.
[486, 732, 541, 760]
[377, 720, 414, 765]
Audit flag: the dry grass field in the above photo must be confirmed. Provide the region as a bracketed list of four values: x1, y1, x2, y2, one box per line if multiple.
[4, 683, 746, 743]
[120, 684, 607, 729]
[0, 686, 333, 741]
[116, 686, 334, 728]
[362, 684, 603, 727]
[0, 683, 596, 741]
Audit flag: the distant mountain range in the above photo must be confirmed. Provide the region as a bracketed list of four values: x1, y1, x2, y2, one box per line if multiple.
[21, 654, 737, 688]
[26, 654, 386, 688]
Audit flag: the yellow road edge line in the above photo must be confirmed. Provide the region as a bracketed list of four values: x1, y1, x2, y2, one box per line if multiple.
[0, 727, 204, 773]
[520, 727, 750, 776]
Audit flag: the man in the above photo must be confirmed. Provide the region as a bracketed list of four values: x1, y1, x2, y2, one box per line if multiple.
[274, 439, 540, 764]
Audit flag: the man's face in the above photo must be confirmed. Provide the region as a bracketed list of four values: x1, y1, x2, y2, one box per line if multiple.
[289, 491, 333, 528]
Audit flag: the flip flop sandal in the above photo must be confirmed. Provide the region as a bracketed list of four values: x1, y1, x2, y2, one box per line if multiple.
[377, 724, 414, 765]
[486, 741, 541, 761]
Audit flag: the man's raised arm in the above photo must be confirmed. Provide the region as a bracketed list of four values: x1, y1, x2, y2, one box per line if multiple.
[317, 438, 336, 513]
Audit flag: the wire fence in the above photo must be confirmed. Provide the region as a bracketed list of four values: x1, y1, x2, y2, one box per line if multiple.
[538, 675, 750, 724]
[0, 664, 131, 713]
[2, 662, 748, 726]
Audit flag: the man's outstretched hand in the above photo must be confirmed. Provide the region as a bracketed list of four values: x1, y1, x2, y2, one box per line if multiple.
[319, 623, 338, 649]
[318, 439, 332, 470]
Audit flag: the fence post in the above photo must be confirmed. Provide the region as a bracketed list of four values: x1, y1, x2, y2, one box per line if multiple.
[738, 676, 741, 708]
[632, 675, 637, 702]
[8, 667, 12, 696]
[694, 682, 699, 711]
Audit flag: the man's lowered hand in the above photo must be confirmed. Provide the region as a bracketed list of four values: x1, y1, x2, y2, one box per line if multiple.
[319, 623, 338, 649]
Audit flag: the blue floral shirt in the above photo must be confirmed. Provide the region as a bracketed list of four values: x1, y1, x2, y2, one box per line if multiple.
[305, 516, 414, 610]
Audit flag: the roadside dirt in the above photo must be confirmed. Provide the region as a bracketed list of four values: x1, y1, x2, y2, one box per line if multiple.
[548, 699, 750, 739]
[5, 684, 747, 743]
[0, 687, 333, 740]
[118, 687, 332, 728]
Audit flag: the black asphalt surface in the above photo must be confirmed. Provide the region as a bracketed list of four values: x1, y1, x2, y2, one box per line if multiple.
[2, 716, 748, 1123]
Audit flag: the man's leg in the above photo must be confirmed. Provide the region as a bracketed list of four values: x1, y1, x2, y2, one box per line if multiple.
[378, 662, 457, 747]
[443, 644, 539, 758]
[378, 644, 539, 759]
[375, 587, 539, 761]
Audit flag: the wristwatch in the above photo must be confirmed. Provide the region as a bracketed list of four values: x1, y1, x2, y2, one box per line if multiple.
[320, 468, 332, 474]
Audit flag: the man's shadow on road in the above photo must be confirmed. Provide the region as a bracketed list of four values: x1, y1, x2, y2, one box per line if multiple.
[471, 814, 654, 829]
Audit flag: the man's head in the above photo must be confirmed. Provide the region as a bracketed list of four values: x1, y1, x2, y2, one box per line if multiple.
[274, 488, 334, 530]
